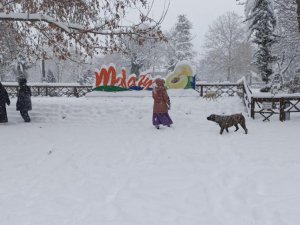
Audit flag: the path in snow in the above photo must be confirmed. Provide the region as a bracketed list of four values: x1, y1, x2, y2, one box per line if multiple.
[1, 96, 300, 225]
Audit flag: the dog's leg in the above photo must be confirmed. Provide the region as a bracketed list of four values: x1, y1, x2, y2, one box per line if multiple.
[240, 122, 248, 134]
[234, 124, 239, 132]
[226, 127, 229, 133]
[220, 127, 225, 135]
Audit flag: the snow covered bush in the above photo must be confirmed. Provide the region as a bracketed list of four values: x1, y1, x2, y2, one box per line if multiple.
[287, 69, 300, 93]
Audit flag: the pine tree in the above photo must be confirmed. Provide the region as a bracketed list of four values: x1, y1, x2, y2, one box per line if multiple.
[46, 69, 56, 83]
[130, 53, 143, 78]
[173, 15, 194, 63]
[247, 0, 277, 84]
[78, 69, 93, 85]
[13, 53, 32, 81]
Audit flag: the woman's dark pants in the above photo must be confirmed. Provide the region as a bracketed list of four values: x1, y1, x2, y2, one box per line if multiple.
[20, 111, 31, 122]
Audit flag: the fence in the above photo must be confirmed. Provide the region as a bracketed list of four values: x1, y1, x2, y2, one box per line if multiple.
[195, 83, 243, 97]
[5, 82, 244, 98]
[250, 95, 300, 121]
[237, 77, 253, 116]
[237, 78, 300, 121]
[3, 83, 93, 98]
[3, 81, 300, 121]
[197, 79, 300, 121]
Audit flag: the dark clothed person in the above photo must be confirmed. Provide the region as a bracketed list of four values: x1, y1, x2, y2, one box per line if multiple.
[0, 82, 10, 123]
[152, 78, 173, 129]
[16, 78, 32, 122]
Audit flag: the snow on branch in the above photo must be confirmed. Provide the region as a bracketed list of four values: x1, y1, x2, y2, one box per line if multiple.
[0, 10, 166, 37]
[0, 0, 169, 59]
[0, 12, 73, 33]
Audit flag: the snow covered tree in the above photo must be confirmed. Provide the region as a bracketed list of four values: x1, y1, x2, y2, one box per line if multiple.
[203, 12, 253, 82]
[245, 0, 277, 84]
[286, 67, 300, 93]
[0, 0, 167, 61]
[46, 69, 56, 83]
[168, 14, 194, 68]
[118, 28, 167, 78]
[273, 0, 300, 82]
[297, 0, 300, 30]
[78, 69, 93, 85]
[175, 15, 194, 61]
[164, 28, 177, 72]
[130, 53, 143, 78]
[52, 48, 89, 83]
[237, 0, 300, 85]
[0, 22, 21, 81]
[12, 53, 32, 81]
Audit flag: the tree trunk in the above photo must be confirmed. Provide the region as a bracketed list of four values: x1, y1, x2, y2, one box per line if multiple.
[227, 67, 231, 82]
[41, 59, 46, 82]
[297, 0, 300, 31]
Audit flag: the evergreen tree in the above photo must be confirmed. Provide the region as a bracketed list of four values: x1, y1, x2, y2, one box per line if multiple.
[46, 69, 56, 83]
[78, 69, 93, 85]
[13, 53, 32, 81]
[164, 29, 177, 72]
[173, 15, 194, 63]
[130, 53, 143, 78]
[247, 0, 277, 84]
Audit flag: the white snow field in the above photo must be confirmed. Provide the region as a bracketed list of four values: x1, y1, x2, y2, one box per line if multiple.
[1, 93, 300, 225]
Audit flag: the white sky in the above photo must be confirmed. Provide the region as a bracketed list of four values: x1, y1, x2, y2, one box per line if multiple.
[151, 0, 245, 56]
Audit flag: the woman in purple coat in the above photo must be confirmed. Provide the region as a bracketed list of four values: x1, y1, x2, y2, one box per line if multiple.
[152, 78, 173, 129]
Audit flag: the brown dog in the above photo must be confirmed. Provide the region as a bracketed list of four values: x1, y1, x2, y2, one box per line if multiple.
[207, 113, 248, 135]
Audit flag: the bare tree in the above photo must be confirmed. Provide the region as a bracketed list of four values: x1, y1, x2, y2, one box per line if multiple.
[202, 12, 253, 82]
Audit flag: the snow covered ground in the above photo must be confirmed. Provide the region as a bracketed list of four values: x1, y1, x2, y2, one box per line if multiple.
[1, 94, 300, 225]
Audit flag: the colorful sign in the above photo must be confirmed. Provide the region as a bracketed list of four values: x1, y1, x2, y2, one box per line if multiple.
[93, 61, 195, 92]
[93, 65, 154, 92]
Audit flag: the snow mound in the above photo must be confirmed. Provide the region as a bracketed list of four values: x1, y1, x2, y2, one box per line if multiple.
[86, 89, 199, 97]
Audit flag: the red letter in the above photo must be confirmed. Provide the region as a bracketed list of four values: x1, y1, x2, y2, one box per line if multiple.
[115, 68, 127, 88]
[127, 74, 137, 87]
[95, 66, 116, 87]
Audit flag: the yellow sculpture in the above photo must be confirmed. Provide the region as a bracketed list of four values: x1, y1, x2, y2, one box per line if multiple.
[165, 61, 194, 89]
